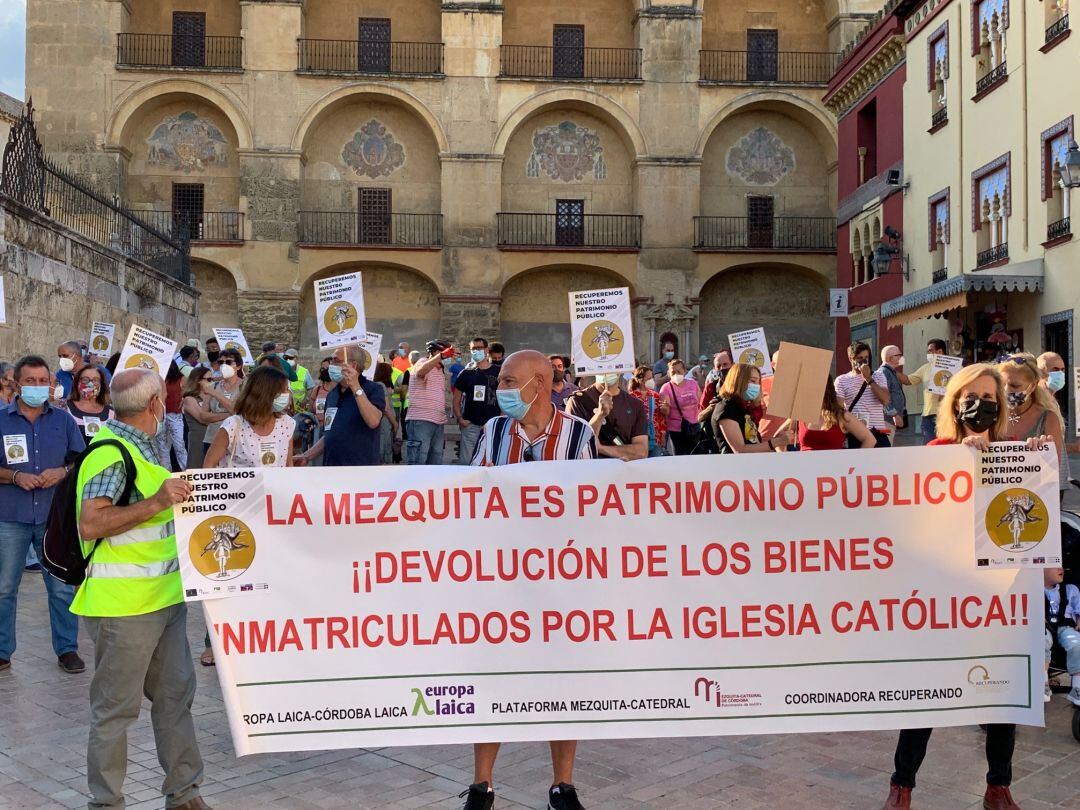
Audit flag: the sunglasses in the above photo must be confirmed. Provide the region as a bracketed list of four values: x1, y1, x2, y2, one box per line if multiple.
[1004, 356, 1029, 365]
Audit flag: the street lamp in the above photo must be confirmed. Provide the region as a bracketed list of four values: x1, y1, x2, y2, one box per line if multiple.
[1059, 139, 1080, 189]
[870, 226, 911, 280]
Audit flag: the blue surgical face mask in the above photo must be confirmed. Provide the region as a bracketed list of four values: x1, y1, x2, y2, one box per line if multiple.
[471, 349, 487, 363]
[745, 383, 762, 401]
[397, 348, 406, 358]
[153, 400, 167, 436]
[496, 378, 538, 421]
[20, 386, 50, 407]
[442, 357, 454, 368]
[272, 393, 291, 413]
[328, 364, 344, 383]
[663, 351, 674, 360]
[1047, 370, 1066, 392]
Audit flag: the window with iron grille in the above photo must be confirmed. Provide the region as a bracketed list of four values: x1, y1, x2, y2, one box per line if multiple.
[746, 196, 775, 248]
[555, 199, 585, 247]
[172, 12, 206, 68]
[359, 18, 392, 73]
[358, 187, 392, 244]
[172, 183, 204, 240]
[746, 30, 778, 82]
[553, 25, 585, 79]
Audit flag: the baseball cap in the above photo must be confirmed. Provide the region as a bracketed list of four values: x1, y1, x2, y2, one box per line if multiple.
[283, 348, 298, 359]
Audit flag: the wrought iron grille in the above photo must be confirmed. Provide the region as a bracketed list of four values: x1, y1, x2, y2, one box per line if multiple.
[140, 210, 245, 242]
[296, 39, 444, 74]
[694, 217, 837, 250]
[116, 33, 243, 69]
[975, 62, 1007, 94]
[1046, 14, 1070, 43]
[1, 102, 190, 284]
[298, 211, 442, 247]
[699, 51, 839, 84]
[976, 242, 1009, 267]
[932, 268, 948, 284]
[931, 107, 948, 128]
[499, 46, 642, 80]
[1048, 217, 1072, 241]
[497, 213, 641, 248]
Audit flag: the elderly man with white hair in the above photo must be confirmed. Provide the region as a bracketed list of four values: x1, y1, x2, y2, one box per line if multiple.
[878, 344, 908, 433]
[71, 368, 210, 810]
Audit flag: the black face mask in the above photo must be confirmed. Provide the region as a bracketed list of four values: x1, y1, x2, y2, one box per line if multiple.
[319, 369, 331, 383]
[958, 398, 999, 434]
[207, 351, 220, 363]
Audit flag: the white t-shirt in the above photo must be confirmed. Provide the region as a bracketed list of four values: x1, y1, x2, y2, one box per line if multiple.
[218, 415, 293, 468]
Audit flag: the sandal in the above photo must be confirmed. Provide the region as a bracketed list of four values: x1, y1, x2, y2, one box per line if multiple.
[200, 648, 215, 667]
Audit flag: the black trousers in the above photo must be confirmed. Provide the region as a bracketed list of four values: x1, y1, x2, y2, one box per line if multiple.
[669, 430, 696, 456]
[892, 725, 1015, 788]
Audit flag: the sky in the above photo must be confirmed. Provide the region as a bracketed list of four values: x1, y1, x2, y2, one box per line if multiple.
[0, 0, 25, 101]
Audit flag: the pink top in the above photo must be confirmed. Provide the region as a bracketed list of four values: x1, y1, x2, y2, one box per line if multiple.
[659, 378, 702, 433]
[405, 365, 447, 425]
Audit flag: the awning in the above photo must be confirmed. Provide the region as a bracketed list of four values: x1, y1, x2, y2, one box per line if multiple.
[881, 265, 1044, 329]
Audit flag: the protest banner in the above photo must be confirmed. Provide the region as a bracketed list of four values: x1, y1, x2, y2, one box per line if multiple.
[315, 272, 366, 350]
[213, 328, 255, 366]
[765, 342, 833, 425]
[927, 354, 965, 395]
[359, 332, 382, 380]
[177, 448, 1046, 756]
[115, 325, 176, 379]
[89, 322, 116, 357]
[569, 288, 634, 376]
[728, 328, 773, 377]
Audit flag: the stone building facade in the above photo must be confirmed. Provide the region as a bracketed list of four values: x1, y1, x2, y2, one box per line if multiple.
[27, 0, 878, 365]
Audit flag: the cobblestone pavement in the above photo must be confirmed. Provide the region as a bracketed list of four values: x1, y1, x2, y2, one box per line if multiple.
[2, 575, 1079, 810]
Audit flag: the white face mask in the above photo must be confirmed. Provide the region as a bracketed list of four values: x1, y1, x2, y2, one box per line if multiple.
[926, 353, 938, 364]
[58, 357, 75, 373]
[644, 378, 657, 391]
[598, 373, 621, 387]
[671, 374, 686, 386]
[220, 364, 236, 380]
[52, 385, 64, 400]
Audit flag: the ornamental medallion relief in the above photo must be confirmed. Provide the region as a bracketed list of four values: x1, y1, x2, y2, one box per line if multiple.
[725, 127, 796, 186]
[341, 120, 406, 179]
[146, 112, 229, 173]
[527, 121, 607, 182]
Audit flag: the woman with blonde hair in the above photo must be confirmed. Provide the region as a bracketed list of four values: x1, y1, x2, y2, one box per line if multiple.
[996, 353, 1067, 492]
[883, 362, 1048, 810]
[704, 362, 792, 454]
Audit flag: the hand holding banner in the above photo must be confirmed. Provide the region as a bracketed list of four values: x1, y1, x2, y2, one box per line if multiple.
[115, 325, 177, 379]
[213, 328, 255, 366]
[928, 355, 964, 395]
[569, 287, 634, 376]
[89, 322, 116, 357]
[316, 272, 366, 350]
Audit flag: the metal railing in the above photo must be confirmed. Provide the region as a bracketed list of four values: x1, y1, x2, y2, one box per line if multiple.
[694, 216, 837, 250]
[931, 107, 948, 129]
[1, 102, 190, 284]
[1046, 14, 1070, 43]
[976, 242, 1009, 267]
[140, 211, 244, 242]
[500, 45, 642, 80]
[932, 268, 948, 284]
[699, 50, 839, 84]
[975, 62, 1007, 94]
[298, 211, 443, 247]
[1048, 216, 1072, 241]
[297, 39, 443, 75]
[497, 213, 641, 248]
[116, 33, 243, 69]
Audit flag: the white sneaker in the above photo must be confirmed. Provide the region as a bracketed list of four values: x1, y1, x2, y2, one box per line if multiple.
[1067, 687, 1080, 707]
[1044, 682, 1053, 703]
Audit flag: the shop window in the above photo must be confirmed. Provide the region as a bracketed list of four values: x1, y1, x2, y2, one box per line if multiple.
[927, 25, 948, 128]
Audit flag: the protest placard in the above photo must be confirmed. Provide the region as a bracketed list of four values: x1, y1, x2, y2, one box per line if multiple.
[179, 449, 1046, 756]
[927, 354, 965, 395]
[765, 342, 834, 425]
[115, 325, 176, 379]
[213, 328, 255, 366]
[358, 332, 382, 380]
[89, 322, 116, 357]
[315, 272, 366, 350]
[569, 288, 635, 376]
[728, 328, 773, 377]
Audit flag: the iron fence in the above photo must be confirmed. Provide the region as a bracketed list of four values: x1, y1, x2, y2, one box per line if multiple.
[497, 213, 641, 248]
[1048, 217, 1071, 242]
[931, 107, 948, 129]
[116, 33, 243, 69]
[1046, 14, 1070, 43]
[975, 62, 1007, 94]
[694, 216, 837, 250]
[500, 45, 642, 80]
[699, 50, 839, 84]
[297, 39, 443, 75]
[1, 102, 190, 284]
[932, 268, 948, 284]
[298, 211, 443, 247]
[976, 242, 1009, 267]
[140, 210, 244, 242]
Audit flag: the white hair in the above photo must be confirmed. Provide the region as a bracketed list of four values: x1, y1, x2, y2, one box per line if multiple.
[880, 345, 900, 363]
[409, 350, 422, 363]
[110, 369, 163, 416]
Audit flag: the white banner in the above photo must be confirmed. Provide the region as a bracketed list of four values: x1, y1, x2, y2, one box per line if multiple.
[89, 322, 116, 357]
[213, 328, 255, 366]
[115, 325, 176, 379]
[569, 287, 634, 376]
[175, 448, 1047, 756]
[315, 272, 366, 350]
[927, 354, 965, 395]
[359, 332, 382, 380]
[728, 328, 773, 377]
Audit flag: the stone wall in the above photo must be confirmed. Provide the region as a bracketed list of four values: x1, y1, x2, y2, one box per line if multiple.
[0, 195, 199, 362]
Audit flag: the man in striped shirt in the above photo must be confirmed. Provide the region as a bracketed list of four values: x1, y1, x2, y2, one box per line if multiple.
[834, 341, 893, 447]
[405, 340, 453, 465]
[463, 350, 593, 810]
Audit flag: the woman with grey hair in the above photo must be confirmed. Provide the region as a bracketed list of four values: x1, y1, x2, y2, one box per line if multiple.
[0, 362, 15, 405]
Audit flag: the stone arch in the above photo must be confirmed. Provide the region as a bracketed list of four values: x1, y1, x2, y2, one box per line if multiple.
[191, 259, 240, 334]
[107, 80, 253, 151]
[697, 264, 832, 353]
[292, 85, 450, 155]
[696, 92, 837, 158]
[500, 264, 634, 355]
[493, 90, 649, 158]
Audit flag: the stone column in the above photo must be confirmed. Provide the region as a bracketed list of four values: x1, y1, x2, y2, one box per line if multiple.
[438, 295, 502, 349]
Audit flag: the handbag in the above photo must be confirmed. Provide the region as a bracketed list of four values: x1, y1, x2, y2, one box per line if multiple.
[670, 385, 704, 443]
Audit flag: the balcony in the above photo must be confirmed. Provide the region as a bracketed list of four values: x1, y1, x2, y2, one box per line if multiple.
[116, 33, 243, 70]
[932, 269, 948, 284]
[497, 213, 641, 250]
[974, 62, 1007, 97]
[140, 211, 245, 243]
[1048, 217, 1072, 241]
[699, 51, 839, 85]
[930, 107, 948, 131]
[976, 243, 1009, 268]
[693, 217, 837, 251]
[297, 39, 443, 76]
[298, 211, 442, 247]
[1046, 14, 1070, 45]
[499, 46, 642, 81]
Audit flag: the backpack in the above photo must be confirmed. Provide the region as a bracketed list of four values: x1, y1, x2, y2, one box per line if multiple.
[42, 438, 136, 586]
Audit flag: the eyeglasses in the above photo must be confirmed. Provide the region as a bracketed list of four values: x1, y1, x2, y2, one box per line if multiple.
[1004, 356, 1029, 365]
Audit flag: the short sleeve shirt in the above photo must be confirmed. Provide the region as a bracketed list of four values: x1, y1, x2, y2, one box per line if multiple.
[218, 415, 293, 468]
[834, 370, 890, 430]
[454, 366, 502, 426]
[323, 378, 387, 466]
[710, 397, 759, 454]
[0, 400, 86, 523]
[405, 365, 447, 425]
[568, 386, 647, 446]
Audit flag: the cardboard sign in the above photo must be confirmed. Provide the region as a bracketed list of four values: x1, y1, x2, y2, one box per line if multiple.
[213, 328, 255, 366]
[728, 328, 773, 377]
[358, 332, 382, 380]
[115, 325, 177, 379]
[764, 341, 834, 426]
[315, 272, 367, 350]
[569, 287, 635, 376]
[89, 322, 116, 357]
[829, 289, 849, 317]
[927, 354, 964, 396]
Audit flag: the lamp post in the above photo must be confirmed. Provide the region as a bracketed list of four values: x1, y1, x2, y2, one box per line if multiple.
[871, 243, 910, 280]
[1059, 139, 1080, 190]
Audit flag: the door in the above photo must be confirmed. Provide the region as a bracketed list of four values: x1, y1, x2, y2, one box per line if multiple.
[553, 24, 585, 79]
[1043, 317, 1072, 433]
[359, 18, 392, 73]
[172, 183, 204, 241]
[172, 12, 206, 68]
[555, 199, 585, 247]
[358, 188, 392, 244]
[746, 29, 778, 82]
[746, 196, 775, 248]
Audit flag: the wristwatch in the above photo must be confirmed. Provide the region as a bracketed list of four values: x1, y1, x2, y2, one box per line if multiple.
[354, 388, 366, 399]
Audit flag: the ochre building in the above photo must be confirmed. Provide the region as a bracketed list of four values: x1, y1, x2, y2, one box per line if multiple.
[27, 0, 877, 362]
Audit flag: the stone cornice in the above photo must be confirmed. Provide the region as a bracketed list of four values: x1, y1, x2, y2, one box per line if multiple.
[825, 36, 906, 117]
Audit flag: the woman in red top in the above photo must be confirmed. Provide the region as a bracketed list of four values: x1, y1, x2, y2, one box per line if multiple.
[628, 365, 669, 457]
[155, 361, 188, 470]
[779, 375, 875, 450]
[884, 363, 1049, 810]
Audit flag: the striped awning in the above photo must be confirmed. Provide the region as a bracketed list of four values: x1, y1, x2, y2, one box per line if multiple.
[882, 270, 1044, 329]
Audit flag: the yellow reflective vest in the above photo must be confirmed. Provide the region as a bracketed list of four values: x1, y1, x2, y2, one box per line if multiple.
[290, 364, 311, 409]
[71, 425, 182, 618]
